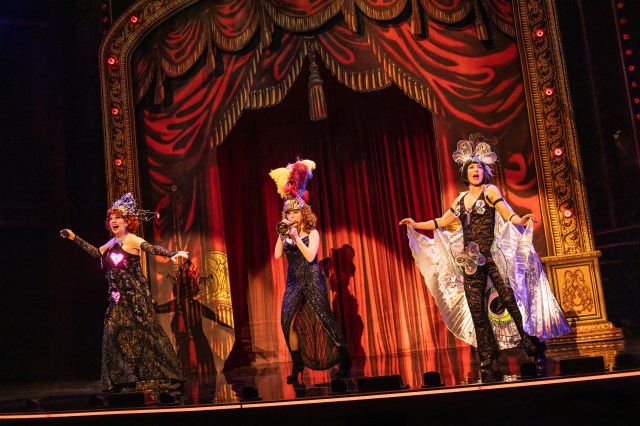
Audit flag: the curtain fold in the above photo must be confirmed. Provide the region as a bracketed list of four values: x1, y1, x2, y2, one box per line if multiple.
[214, 67, 471, 376]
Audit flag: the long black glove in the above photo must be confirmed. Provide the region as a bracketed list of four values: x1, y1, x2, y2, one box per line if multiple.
[141, 242, 177, 258]
[72, 235, 100, 258]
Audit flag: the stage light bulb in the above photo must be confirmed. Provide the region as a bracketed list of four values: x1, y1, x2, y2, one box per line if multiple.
[635, 98, 640, 104]
[620, 18, 627, 24]
[617, 2, 624, 9]
[632, 82, 638, 88]
[623, 34, 630, 40]
[626, 49, 632, 55]
[553, 148, 563, 157]
[101, 3, 107, 10]
[629, 65, 636, 72]
[130, 16, 139, 24]
[544, 88, 554, 96]
[111, 108, 119, 115]
[563, 209, 573, 218]
[115, 159, 122, 166]
[107, 57, 117, 65]
[535, 29, 545, 38]
[102, 17, 108, 24]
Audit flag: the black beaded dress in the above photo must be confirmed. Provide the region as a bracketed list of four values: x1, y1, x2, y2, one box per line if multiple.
[73, 236, 186, 391]
[281, 236, 346, 370]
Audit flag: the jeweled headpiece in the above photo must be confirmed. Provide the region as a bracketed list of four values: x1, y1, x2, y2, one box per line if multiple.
[452, 133, 498, 176]
[269, 159, 316, 212]
[111, 193, 160, 221]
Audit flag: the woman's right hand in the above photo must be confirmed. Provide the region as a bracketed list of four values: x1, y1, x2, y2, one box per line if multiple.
[59, 228, 76, 240]
[398, 218, 416, 227]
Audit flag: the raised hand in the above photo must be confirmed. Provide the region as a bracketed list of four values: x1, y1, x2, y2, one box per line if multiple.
[59, 228, 76, 240]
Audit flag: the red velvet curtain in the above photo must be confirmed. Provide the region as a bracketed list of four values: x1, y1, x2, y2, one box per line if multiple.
[216, 65, 471, 383]
[132, 0, 536, 378]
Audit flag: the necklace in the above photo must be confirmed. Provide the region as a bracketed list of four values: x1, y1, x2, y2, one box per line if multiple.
[115, 233, 128, 246]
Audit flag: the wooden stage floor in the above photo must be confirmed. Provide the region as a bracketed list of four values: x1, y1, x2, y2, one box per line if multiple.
[2, 335, 640, 425]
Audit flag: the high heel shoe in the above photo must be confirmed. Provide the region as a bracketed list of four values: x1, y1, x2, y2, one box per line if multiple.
[479, 356, 496, 369]
[287, 350, 305, 383]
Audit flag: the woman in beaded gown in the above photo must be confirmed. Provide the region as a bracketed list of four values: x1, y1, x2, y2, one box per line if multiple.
[400, 134, 570, 369]
[270, 159, 352, 383]
[60, 193, 187, 392]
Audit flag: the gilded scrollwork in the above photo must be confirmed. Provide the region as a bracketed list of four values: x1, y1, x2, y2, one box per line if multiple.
[514, 0, 595, 256]
[204, 251, 234, 329]
[561, 269, 595, 315]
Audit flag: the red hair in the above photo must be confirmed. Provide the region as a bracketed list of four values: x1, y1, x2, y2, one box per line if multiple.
[106, 208, 140, 233]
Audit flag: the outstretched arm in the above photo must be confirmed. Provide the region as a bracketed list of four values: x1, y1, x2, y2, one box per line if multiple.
[140, 241, 189, 263]
[60, 228, 100, 258]
[399, 196, 460, 230]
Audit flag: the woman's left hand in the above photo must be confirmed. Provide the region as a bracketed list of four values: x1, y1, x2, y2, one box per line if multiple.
[288, 226, 299, 240]
[520, 213, 537, 225]
[171, 250, 189, 263]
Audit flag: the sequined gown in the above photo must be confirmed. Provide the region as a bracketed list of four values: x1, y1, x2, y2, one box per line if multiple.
[282, 236, 347, 370]
[72, 236, 186, 391]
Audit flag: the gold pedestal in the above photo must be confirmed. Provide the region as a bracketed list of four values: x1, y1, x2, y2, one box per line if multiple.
[542, 251, 623, 348]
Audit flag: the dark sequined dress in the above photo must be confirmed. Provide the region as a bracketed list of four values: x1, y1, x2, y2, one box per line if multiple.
[73, 236, 185, 391]
[281, 236, 346, 370]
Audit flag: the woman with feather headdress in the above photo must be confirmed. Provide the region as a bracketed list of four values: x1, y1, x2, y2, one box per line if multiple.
[270, 159, 351, 383]
[400, 134, 570, 370]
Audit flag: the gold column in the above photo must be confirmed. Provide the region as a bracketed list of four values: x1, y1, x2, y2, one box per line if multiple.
[513, 0, 622, 344]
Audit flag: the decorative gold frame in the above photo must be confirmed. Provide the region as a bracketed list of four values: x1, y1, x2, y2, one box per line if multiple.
[512, 0, 620, 343]
[99, 0, 621, 344]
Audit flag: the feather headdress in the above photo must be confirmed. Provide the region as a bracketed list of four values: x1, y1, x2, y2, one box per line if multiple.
[452, 133, 498, 176]
[269, 159, 316, 211]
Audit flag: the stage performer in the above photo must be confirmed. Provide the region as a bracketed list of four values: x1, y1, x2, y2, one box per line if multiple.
[399, 134, 570, 369]
[270, 159, 352, 382]
[60, 193, 187, 392]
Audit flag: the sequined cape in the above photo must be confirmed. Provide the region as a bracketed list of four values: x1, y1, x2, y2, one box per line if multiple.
[73, 236, 186, 391]
[406, 207, 570, 349]
[281, 236, 346, 370]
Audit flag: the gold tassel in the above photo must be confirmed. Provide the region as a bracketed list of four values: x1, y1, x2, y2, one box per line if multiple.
[259, 2, 273, 48]
[474, 0, 489, 41]
[410, 0, 423, 35]
[306, 38, 327, 121]
[206, 41, 216, 75]
[342, 1, 358, 33]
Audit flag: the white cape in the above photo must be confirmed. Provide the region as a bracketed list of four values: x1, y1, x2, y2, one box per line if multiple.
[406, 216, 570, 349]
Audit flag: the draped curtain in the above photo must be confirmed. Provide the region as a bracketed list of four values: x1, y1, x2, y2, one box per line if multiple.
[132, 0, 539, 376]
[216, 70, 473, 386]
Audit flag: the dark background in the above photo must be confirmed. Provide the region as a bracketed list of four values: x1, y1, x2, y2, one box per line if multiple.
[0, 0, 638, 382]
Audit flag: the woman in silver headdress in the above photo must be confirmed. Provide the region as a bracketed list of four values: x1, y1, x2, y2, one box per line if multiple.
[400, 134, 570, 369]
[60, 193, 187, 392]
[270, 159, 351, 383]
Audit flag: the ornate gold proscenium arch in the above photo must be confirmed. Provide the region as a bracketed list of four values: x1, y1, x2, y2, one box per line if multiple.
[513, 0, 620, 344]
[99, 0, 621, 346]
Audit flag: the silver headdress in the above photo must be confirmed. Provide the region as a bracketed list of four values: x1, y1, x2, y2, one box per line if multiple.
[111, 193, 160, 221]
[452, 133, 498, 176]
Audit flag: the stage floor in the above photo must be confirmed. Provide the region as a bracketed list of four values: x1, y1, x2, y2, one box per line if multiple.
[2, 335, 640, 424]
